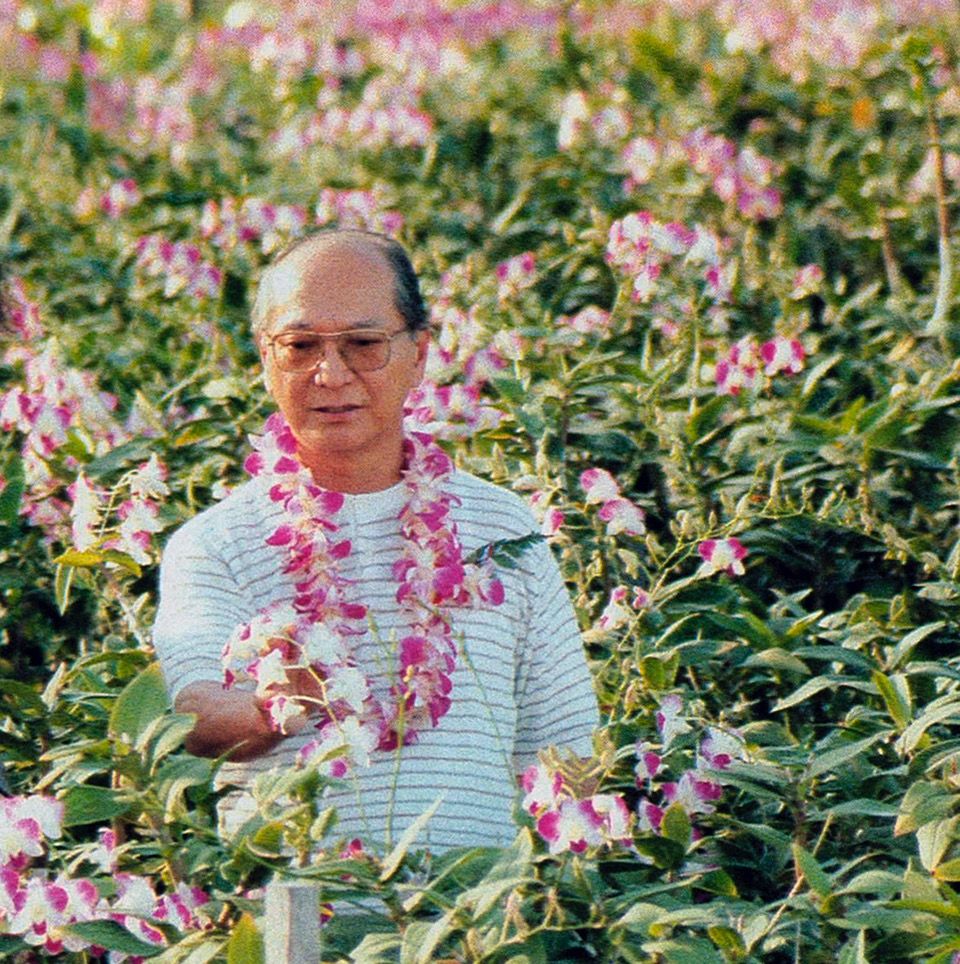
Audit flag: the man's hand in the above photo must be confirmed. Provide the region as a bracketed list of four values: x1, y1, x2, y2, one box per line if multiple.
[175, 681, 286, 761]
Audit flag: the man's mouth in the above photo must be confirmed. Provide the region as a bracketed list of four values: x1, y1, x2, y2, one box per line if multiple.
[312, 404, 361, 414]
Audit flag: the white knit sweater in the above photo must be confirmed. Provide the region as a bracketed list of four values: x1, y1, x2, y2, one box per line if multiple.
[152, 469, 598, 852]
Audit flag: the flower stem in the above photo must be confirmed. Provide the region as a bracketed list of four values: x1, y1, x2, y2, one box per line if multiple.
[924, 98, 953, 344]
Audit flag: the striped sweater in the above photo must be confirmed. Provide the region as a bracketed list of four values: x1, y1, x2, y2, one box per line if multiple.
[151, 469, 598, 852]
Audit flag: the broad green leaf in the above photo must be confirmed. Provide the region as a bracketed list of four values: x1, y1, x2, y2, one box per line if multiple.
[380, 795, 444, 882]
[743, 648, 810, 675]
[348, 931, 402, 963]
[896, 695, 960, 755]
[827, 799, 897, 819]
[615, 902, 668, 933]
[642, 937, 724, 964]
[838, 870, 904, 895]
[708, 925, 746, 958]
[53, 549, 105, 567]
[872, 671, 913, 731]
[61, 920, 163, 957]
[154, 755, 214, 820]
[837, 930, 869, 964]
[0, 454, 25, 524]
[889, 622, 947, 669]
[226, 913, 264, 964]
[83, 439, 154, 478]
[773, 676, 874, 713]
[661, 802, 692, 849]
[61, 784, 132, 826]
[807, 731, 887, 779]
[696, 869, 739, 897]
[404, 909, 456, 964]
[917, 817, 960, 872]
[895, 782, 955, 836]
[793, 843, 833, 899]
[109, 662, 169, 744]
[399, 922, 437, 964]
[934, 858, 960, 882]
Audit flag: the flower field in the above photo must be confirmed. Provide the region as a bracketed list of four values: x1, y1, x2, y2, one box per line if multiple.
[2, 0, 960, 959]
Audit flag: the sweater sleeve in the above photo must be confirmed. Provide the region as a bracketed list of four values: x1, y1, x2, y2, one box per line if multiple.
[512, 539, 599, 772]
[151, 518, 246, 701]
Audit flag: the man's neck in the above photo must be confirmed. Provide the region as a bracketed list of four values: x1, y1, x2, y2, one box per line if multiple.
[299, 446, 405, 494]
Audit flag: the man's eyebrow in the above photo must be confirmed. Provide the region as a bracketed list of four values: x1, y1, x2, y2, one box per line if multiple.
[270, 318, 391, 332]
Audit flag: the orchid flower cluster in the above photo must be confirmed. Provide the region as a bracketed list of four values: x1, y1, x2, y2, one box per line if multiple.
[682, 128, 782, 221]
[597, 536, 749, 633]
[0, 795, 209, 959]
[273, 80, 433, 158]
[69, 454, 170, 566]
[605, 210, 734, 304]
[406, 270, 509, 440]
[635, 695, 746, 838]
[580, 468, 646, 538]
[223, 415, 505, 774]
[314, 188, 405, 237]
[134, 235, 222, 301]
[200, 196, 309, 255]
[0, 289, 164, 549]
[520, 763, 632, 856]
[73, 178, 141, 221]
[714, 334, 806, 396]
[663, 0, 955, 81]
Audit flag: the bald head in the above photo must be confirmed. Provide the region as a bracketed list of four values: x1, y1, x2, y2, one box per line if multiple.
[251, 229, 427, 339]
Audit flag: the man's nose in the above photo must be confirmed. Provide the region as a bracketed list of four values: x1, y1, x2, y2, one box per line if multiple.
[311, 341, 354, 386]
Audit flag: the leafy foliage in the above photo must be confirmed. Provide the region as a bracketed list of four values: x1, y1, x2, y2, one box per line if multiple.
[2, 0, 960, 960]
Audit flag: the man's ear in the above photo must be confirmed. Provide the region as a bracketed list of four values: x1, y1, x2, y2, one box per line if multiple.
[413, 329, 430, 379]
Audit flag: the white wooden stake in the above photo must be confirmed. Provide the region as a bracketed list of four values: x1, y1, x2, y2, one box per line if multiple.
[264, 880, 322, 964]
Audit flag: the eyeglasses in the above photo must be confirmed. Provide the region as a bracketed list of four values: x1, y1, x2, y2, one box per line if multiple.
[264, 327, 412, 373]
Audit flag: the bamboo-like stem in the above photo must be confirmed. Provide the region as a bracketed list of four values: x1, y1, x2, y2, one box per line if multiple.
[924, 98, 953, 342]
[878, 212, 905, 298]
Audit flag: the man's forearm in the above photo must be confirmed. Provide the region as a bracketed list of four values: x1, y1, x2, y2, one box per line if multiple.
[174, 681, 285, 761]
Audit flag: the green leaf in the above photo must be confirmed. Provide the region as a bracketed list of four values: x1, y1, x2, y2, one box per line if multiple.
[773, 676, 873, 713]
[61, 784, 132, 826]
[226, 913, 264, 964]
[465, 532, 545, 569]
[918, 817, 960, 872]
[61, 920, 164, 957]
[807, 732, 887, 779]
[348, 931, 402, 963]
[696, 869, 739, 897]
[890, 622, 947, 669]
[615, 901, 667, 933]
[380, 795, 444, 882]
[872, 671, 913, 731]
[0, 454, 25, 524]
[661, 802, 692, 849]
[53, 549, 105, 567]
[708, 925, 746, 958]
[895, 782, 956, 836]
[933, 858, 960, 882]
[896, 694, 960, 755]
[399, 922, 438, 964]
[837, 930, 869, 964]
[743, 648, 810, 675]
[84, 439, 154, 479]
[110, 662, 170, 744]
[792, 843, 833, 899]
[403, 909, 456, 964]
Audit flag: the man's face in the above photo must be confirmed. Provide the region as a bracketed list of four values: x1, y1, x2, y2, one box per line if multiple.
[257, 240, 427, 483]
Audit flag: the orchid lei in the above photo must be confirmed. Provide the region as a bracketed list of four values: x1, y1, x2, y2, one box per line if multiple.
[221, 413, 505, 777]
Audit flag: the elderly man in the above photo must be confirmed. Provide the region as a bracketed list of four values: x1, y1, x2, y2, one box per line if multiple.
[152, 229, 598, 851]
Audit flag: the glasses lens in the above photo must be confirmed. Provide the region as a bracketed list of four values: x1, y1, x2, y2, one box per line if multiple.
[339, 332, 391, 371]
[272, 332, 393, 372]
